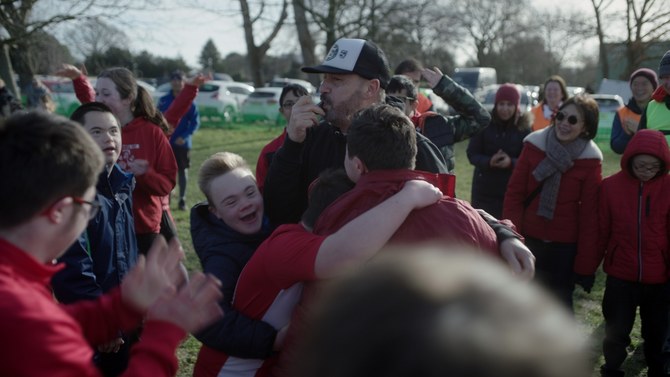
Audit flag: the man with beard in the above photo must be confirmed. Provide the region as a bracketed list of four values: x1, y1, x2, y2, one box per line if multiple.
[263, 38, 490, 225]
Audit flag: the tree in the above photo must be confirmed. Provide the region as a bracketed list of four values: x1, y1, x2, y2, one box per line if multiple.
[0, 0, 153, 94]
[292, 0, 317, 86]
[622, 0, 670, 77]
[447, 0, 531, 67]
[199, 39, 222, 72]
[239, 0, 289, 86]
[590, 0, 614, 78]
[84, 46, 133, 74]
[64, 18, 130, 60]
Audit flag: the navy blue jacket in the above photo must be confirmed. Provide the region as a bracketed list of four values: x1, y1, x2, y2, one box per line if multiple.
[190, 202, 278, 358]
[52, 165, 138, 303]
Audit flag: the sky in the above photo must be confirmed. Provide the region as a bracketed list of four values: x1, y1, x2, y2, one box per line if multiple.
[99, 0, 618, 70]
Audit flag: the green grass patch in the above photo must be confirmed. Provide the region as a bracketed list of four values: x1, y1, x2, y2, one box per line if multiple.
[174, 123, 646, 377]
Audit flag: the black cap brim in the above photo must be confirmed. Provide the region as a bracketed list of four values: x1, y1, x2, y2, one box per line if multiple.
[301, 64, 353, 75]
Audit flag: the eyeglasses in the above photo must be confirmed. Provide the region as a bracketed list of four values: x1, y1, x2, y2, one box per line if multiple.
[72, 197, 101, 219]
[555, 111, 580, 125]
[281, 101, 295, 110]
[632, 161, 661, 173]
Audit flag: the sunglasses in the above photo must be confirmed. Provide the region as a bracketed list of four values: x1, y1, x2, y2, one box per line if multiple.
[555, 111, 580, 125]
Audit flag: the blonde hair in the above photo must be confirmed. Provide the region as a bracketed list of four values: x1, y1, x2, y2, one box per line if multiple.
[197, 152, 251, 203]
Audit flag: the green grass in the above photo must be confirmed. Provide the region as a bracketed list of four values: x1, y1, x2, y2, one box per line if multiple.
[172, 124, 646, 377]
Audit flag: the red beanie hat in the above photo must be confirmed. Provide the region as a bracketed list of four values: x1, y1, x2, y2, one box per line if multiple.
[629, 68, 658, 90]
[495, 83, 521, 107]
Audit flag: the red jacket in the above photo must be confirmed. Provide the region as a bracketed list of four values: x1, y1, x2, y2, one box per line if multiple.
[503, 128, 602, 255]
[0, 238, 185, 377]
[255, 129, 287, 193]
[118, 117, 177, 233]
[574, 129, 670, 283]
[72, 75, 190, 234]
[314, 169, 498, 254]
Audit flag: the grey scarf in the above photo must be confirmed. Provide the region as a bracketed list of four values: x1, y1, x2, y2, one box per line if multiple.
[531, 126, 588, 219]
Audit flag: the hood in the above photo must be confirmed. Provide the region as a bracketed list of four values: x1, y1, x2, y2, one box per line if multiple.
[621, 129, 670, 178]
[189, 202, 272, 261]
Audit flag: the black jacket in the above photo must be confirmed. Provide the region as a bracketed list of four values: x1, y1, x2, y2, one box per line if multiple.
[263, 120, 448, 225]
[190, 202, 277, 358]
[467, 112, 531, 218]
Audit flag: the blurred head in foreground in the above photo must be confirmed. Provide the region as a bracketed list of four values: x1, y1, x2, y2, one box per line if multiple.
[293, 246, 591, 377]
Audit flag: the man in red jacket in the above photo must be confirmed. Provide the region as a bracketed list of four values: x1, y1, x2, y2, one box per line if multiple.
[0, 111, 223, 377]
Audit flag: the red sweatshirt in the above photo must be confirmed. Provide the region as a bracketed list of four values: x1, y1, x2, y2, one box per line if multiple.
[72, 75, 198, 234]
[0, 238, 185, 377]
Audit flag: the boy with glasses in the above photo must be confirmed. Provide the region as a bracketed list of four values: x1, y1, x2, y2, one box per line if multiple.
[574, 129, 670, 377]
[50, 102, 139, 376]
[0, 111, 223, 376]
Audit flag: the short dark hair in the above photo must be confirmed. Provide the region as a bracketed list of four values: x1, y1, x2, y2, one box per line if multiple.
[279, 84, 310, 106]
[347, 104, 417, 170]
[301, 169, 355, 229]
[394, 58, 423, 75]
[386, 75, 418, 101]
[70, 102, 115, 124]
[559, 95, 599, 140]
[0, 112, 104, 228]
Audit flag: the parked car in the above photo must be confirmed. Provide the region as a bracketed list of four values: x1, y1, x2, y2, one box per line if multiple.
[591, 93, 624, 145]
[451, 67, 497, 95]
[240, 87, 285, 125]
[474, 84, 538, 114]
[266, 77, 316, 94]
[154, 80, 253, 124]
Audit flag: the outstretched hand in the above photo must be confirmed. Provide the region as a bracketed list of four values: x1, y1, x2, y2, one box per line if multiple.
[421, 67, 444, 88]
[120, 236, 186, 313]
[147, 272, 223, 334]
[187, 72, 211, 87]
[55, 64, 86, 80]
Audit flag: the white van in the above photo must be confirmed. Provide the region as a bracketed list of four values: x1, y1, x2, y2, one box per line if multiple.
[451, 67, 497, 95]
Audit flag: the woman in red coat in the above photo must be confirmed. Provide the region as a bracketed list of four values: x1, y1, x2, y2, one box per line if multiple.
[503, 95, 602, 310]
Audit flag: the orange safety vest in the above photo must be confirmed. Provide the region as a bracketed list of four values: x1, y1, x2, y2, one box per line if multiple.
[530, 104, 552, 131]
[616, 106, 642, 136]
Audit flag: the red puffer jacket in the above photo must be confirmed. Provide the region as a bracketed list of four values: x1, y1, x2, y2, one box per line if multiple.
[574, 129, 670, 283]
[503, 127, 602, 254]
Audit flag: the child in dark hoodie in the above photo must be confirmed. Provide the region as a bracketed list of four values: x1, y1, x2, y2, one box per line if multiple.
[574, 129, 670, 377]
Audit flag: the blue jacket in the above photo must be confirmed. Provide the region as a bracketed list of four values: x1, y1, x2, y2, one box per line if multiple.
[52, 165, 138, 303]
[190, 202, 278, 358]
[610, 98, 644, 154]
[158, 90, 200, 149]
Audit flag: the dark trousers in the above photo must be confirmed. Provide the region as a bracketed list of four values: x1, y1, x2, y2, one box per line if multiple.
[525, 237, 577, 311]
[601, 275, 667, 377]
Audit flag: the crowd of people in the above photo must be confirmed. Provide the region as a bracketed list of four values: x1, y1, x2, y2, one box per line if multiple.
[0, 37, 669, 377]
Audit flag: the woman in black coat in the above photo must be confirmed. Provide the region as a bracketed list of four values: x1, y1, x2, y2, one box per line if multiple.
[467, 84, 531, 218]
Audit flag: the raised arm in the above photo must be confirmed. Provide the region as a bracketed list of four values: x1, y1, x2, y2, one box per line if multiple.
[423, 67, 491, 141]
[55, 64, 95, 104]
[314, 180, 442, 278]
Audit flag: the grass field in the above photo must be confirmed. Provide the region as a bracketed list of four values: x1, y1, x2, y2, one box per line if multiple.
[171, 122, 648, 377]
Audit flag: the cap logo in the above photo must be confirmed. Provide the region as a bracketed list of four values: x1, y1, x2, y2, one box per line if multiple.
[339, 50, 348, 59]
[325, 44, 339, 61]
